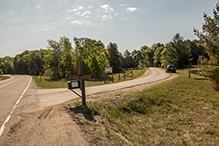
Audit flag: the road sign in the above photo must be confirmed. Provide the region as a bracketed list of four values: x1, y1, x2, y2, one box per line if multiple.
[104, 67, 114, 83]
[39, 72, 42, 76]
[72, 75, 92, 80]
[105, 67, 113, 74]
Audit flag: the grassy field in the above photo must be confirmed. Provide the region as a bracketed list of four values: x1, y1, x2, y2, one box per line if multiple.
[69, 68, 219, 145]
[32, 68, 147, 88]
[0, 76, 10, 81]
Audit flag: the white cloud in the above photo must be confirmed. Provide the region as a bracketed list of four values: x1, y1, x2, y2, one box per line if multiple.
[88, 6, 93, 9]
[126, 7, 138, 12]
[71, 20, 82, 24]
[68, 8, 77, 12]
[78, 6, 84, 10]
[120, 3, 127, 7]
[101, 4, 114, 13]
[81, 10, 91, 16]
[70, 20, 94, 26]
[36, 5, 40, 8]
[102, 15, 107, 20]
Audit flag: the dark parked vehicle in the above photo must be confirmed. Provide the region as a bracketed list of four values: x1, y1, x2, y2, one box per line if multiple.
[166, 65, 176, 73]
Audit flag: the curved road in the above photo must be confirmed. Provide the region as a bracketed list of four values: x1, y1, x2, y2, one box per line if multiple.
[36, 68, 169, 107]
[0, 68, 169, 144]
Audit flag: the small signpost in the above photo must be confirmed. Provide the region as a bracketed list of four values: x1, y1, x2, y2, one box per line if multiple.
[104, 67, 114, 84]
[68, 60, 91, 105]
[39, 72, 42, 81]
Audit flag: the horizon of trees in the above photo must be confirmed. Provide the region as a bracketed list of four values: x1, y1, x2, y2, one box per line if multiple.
[0, 34, 208, 79]
[2, 2, 219, 89]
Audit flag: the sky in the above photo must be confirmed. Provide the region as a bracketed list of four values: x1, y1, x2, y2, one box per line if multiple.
[0, 0, 218, 57]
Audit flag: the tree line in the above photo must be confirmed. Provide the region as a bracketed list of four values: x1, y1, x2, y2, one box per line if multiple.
[0, 34, 207, 78]
[1, 2, 219, 89]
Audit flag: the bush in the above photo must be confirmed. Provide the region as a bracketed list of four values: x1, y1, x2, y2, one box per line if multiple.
[0, 69, 3, 76]
[203, 66, 219, 90]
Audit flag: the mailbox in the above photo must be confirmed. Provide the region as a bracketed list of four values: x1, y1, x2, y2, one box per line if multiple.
[67, 81, 80, 89]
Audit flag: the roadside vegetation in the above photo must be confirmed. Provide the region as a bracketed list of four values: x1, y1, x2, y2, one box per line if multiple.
[32, 68, 147, 88]
[69, 68, 219, 145]
[0, 69, 9, 81]
[0, 76, 9, 81]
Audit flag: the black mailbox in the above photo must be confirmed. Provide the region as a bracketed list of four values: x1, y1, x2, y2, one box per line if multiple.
[67, 81, 80, 89]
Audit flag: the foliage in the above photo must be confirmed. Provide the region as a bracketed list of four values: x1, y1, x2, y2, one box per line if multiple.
[187, 39, 209, 65]
[0, 56, 14, 74]
[162, 33, 192, 68]
[76, 38, 109, 76]
[141, 45, 152, 66]
[44, 39, 62, 78]
[122, 49, 134, 69]
[13, 50, 46, 75]
[194, 2, 219, 89]
[107, 42, 122, 73]
[0, 33, 208, 78]
[0, 68, 3, 75]
[153, 46, 165, 67]
[131, 49, 144, 68]
[60, 37, 75, 77]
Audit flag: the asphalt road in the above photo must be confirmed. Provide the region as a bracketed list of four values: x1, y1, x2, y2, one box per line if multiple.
[0, 68, 170, 145]
[0, 75, 32, 145]
[36, 68, 170, 107]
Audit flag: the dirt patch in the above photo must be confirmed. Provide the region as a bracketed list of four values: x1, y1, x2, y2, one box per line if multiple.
[5, 105, 88, 146]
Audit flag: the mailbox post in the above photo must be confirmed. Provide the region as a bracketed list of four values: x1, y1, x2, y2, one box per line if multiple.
[68, 60, 92, 106]
[77, 60, 86, 105]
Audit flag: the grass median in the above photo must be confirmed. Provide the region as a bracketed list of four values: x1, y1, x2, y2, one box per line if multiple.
[0, 76, 10, 81]
[32, 68, 147, 88]
[69, 68, 219, 145]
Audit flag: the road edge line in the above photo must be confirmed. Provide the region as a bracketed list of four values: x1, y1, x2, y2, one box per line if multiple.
[0, 76, 32, 137]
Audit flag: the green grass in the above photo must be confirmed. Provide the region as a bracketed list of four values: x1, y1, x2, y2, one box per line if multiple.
[77, 68, 219, 145]
[32, 68, 147, 88]
[31, 76, 68, 88]
[0, 76, 10, 81]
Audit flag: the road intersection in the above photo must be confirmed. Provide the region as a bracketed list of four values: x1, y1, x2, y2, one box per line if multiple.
[0, 68, 171, 145]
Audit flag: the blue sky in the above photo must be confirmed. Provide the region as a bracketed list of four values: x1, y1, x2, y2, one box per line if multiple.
[0, 0, 218, 57]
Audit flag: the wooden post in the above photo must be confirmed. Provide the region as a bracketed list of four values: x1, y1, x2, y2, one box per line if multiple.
[132, 71, 133, 77]
[189, 70, 190, 78]
[118, 73, 120, 80]
[78, 60, 86, 105]
[112, 73, 114, 82]
[124, 72, 125, 79]
[81, 80, 86, 105]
